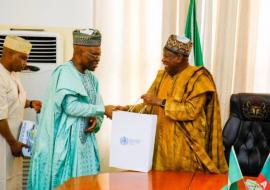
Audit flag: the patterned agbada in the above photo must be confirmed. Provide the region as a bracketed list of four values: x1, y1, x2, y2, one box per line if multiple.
[27, 61, 104, 190]
[130, 65, 228, 173]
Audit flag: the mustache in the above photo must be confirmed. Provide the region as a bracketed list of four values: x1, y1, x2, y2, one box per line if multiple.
[89, 61, 98, 65]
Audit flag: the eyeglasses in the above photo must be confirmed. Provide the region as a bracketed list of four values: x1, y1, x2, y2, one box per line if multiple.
[163, 54, 178, 61]
[88, 52, 101, 59]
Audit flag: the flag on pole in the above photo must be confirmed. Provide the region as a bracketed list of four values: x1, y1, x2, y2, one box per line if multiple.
[256, 154, 270, 190]
[221, 146, 244, 190]
[184, 0, 204, 66]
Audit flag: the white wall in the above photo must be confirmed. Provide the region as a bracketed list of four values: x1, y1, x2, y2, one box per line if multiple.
[0, 0, 93, 28]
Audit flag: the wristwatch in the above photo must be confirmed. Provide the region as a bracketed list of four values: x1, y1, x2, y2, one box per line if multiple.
[30, 101, 33, 108]
[160, 99, 166, 108]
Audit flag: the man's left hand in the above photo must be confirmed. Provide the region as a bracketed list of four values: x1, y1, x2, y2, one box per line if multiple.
[31, 100, 42, 113]
[85, 117, 97, 133]
[141, 94, 162, 106]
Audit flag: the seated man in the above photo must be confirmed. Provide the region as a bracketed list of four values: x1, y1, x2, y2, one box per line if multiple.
[27, 29, 112, 189]
[111, 35, 228, 173]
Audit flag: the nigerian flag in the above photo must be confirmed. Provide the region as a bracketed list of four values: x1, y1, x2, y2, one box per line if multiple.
[256, 154, 270, 190]
[184, 0, 204, 66]
[221, 146, 243, 190]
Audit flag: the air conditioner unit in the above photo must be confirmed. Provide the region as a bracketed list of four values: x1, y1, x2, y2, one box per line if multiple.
[0, 30, 63, 64]
[0, 30, 63, 190]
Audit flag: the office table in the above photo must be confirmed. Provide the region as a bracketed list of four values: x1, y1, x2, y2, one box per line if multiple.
[57, 171, 255, 190]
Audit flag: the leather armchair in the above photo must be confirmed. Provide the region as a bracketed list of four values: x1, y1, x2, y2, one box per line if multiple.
[223, 93, 270, 176]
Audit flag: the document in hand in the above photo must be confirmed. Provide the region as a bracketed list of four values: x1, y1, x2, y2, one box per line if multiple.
[18, 120, 36, 157]
[109, 111, 157, 172]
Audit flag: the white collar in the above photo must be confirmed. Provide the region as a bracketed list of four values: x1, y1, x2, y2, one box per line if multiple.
[0, 63, 11, 75]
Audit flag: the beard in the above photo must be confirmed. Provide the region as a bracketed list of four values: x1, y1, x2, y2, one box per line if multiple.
[87, 61, 98, 71]
[165, 66, 180, 76]
[164, 59, 189, 76]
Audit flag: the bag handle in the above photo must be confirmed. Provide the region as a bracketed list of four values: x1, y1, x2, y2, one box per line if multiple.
[128, 97, 141, 112]
[139, 105, 147, 114]
[128, 97, 147, 113]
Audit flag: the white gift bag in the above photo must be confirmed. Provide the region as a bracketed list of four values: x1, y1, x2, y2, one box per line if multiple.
[109, 111, 157, 172]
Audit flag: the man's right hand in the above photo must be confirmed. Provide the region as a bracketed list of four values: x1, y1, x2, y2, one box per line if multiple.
[105, 105, 129, 119]
[113, 105, 129, 112]
[0, 119, 29, 157]
[9, 140, 29, 157]
[105, 105, 115, 119]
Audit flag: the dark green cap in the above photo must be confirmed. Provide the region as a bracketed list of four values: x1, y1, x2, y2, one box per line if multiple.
[73, 29, 102, 46]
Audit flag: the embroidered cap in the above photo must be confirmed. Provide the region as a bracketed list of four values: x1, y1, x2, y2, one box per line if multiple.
[3, 35, 32, 55]
[73, 29, 102, 47]
[164, 35, 192, 56]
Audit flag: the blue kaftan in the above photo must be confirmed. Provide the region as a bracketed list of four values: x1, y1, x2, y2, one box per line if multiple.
[27, 61, 104, 190]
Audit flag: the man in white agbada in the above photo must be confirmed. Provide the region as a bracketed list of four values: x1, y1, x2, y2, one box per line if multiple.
[0, 36, 42, 190]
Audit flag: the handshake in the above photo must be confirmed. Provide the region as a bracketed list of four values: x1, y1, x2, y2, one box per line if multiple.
[104, 105, 129, 119]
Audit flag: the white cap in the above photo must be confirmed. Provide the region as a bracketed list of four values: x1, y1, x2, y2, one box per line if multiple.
[3, 35, 32, 55]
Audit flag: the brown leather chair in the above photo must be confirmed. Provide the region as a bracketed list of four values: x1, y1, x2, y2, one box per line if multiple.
[222, 93, 270, 176]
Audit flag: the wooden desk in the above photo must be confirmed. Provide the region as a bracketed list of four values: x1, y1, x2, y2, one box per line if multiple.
[189, 172, 253, 190]
[57, 171, 255, 190]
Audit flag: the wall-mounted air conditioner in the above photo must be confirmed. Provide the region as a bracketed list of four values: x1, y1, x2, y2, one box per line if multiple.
[0, 30, 63, 67]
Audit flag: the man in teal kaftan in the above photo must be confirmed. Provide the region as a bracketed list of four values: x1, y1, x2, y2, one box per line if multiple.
[27, 29, 112, 189]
